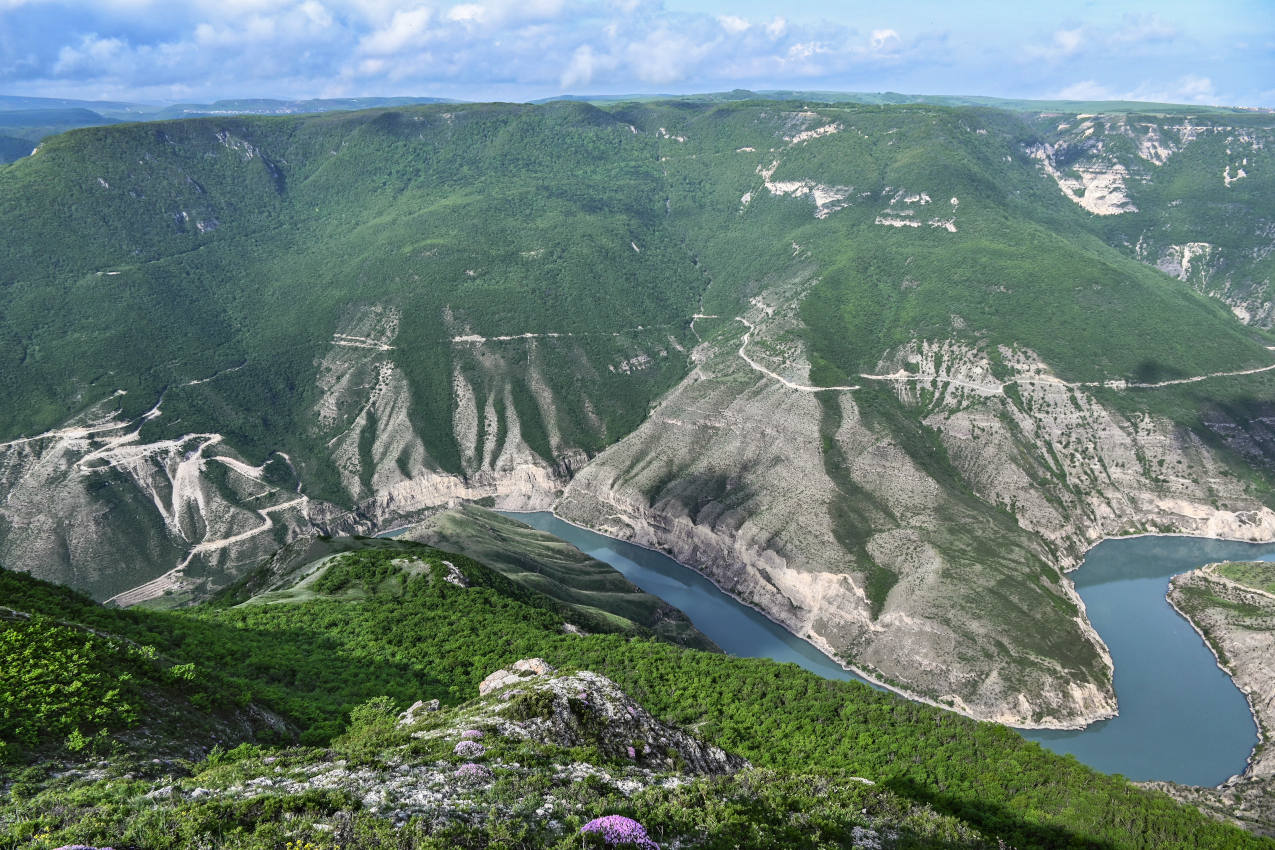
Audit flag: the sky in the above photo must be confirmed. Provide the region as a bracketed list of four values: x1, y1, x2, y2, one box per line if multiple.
[0, 0, 1272, 107]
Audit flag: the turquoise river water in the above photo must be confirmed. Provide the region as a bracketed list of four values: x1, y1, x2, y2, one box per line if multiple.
[503, 511, 1275, 786]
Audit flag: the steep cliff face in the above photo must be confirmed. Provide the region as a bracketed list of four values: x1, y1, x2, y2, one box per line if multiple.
[876, 340, 1275, 563]
[0, 292, 693, 604]
[0, 394, 311, 601]
[1027, 113, 1275, 328]
[307, 304, 604, 528]
[556, 282, 1115, 727]
[557, 263, 1275, 726]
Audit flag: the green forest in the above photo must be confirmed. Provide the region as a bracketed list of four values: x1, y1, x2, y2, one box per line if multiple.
[1, 546, 1271, 849]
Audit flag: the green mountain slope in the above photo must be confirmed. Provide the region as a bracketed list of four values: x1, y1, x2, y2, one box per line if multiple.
[401, 504, 716, 649]
[3, 99, 1275, 727]
[0, 573, 286, 766]
[2, 562, 1271, 849]
[204, 514, 715, 651]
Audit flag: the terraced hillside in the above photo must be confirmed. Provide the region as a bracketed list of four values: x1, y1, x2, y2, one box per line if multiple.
[2, 98, 1275, 727]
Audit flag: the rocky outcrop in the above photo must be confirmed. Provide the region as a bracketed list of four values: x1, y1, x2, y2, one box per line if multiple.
[396, 699, 440, 726]
[477, 657, 557, 695]
[310, 304, 589, 522]
[423, 659, 748, 776]
[0, 304, 672, 604]
[1026, 133, 1137, 216]
[138, 661, 747, 832]
[878, 340, 1275, 567]
[1035, 115, 1275, 329]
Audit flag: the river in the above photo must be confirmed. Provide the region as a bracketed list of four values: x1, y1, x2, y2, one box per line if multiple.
[503, 511, 1275, 786]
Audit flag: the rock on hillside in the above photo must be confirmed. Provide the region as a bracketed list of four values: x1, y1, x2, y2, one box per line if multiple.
[106, 660, 750, 835]
[418, 658, 748, 776]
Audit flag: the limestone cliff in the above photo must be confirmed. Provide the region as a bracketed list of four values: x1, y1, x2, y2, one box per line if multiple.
[556, 275, 1275, 727]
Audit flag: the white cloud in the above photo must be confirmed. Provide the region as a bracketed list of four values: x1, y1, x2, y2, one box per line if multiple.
[787, 41, 829, 61]
[1052, 28, 1084, 56]
[1054, 74, 1221, 106]
[52, 35, 127, 75]
[1176, 73, 1215, 100]
[625, 27, 713, 85]
[560, 43, 615, 87]
[1111, 13, 1177, 45]
[1054, 80, 1115, 100]
[870, 28, 899, 51]
[1025, 13, 1185, 69]
[2, 0, 1263, 107]
[447, 4, 485, 23]
[358, 5, 432, 55]
[1024, 26, 1087, 61]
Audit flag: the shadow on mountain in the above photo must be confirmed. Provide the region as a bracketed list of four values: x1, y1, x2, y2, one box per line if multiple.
[1131, 359, 1187, 384]
[1197, 395, 1275, 471]
[885, 775, 1117, 850]
[651, 471, 754, 525]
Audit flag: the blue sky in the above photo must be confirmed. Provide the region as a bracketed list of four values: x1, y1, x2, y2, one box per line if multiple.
[1, 0, 1272, 106]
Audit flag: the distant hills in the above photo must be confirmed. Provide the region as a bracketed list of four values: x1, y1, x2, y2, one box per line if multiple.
[0, 95, 456, 162]
[2, 90, 1267, 163]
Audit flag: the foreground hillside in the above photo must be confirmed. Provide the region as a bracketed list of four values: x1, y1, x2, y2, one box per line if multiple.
[2, 98, 1275, 727]
[2, 553, 1271, 849]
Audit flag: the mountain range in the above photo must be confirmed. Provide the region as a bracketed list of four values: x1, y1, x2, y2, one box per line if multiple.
[1, 95, 1274, 730]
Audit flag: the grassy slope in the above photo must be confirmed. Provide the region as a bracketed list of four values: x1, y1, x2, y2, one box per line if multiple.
[0, 578, 276, 765]
[1, 562, 1271, 849]
[1216, 561, 1275, 595]
[207, 519, 716, 651]
[1094, 112, 1275, 324]
[404, 504, 717, 650]
[5, 100, 1274, 729]
[0, 103, 704, 499]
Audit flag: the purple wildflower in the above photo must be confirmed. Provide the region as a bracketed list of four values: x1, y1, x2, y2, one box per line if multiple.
[459, 729, 484, 740]
[580, 815, 659, 849]
[454, 762, 492, 782]
[453, 740, 485, 758]
[626, 745, 637, 759]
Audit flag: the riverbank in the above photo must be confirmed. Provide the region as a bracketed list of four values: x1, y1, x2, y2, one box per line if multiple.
[500, 510, 1265, 786]
[1144, 563, 1275, 835]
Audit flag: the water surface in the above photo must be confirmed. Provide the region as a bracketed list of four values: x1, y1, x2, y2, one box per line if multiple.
[505, 511, 1273, 785]
[507, 510, 869, 683]
[1020, 535, 1275, 784]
